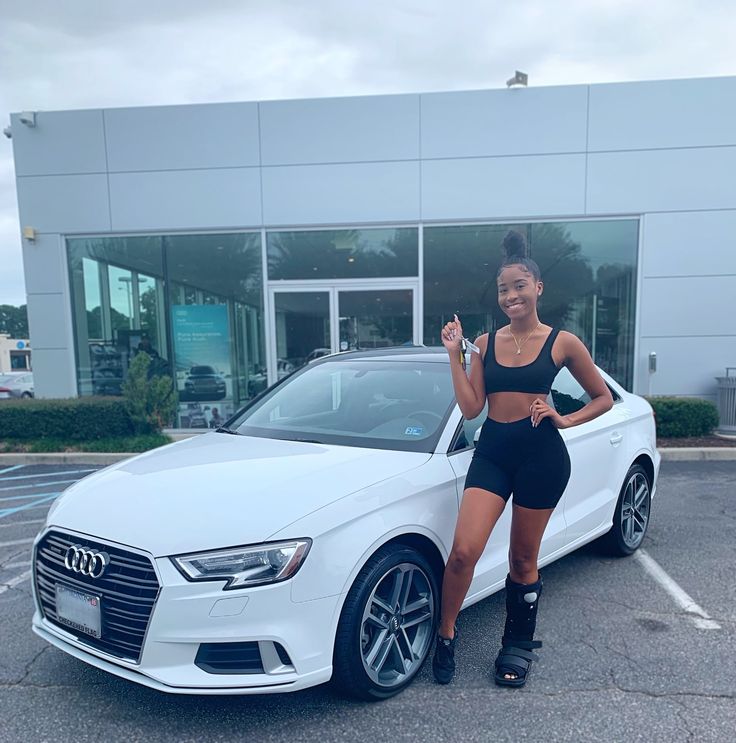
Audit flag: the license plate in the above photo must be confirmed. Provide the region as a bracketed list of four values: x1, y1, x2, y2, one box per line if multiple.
[55, 584, 102, 639]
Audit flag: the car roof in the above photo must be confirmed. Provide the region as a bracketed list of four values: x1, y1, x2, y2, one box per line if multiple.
[311, 346, 449, 364]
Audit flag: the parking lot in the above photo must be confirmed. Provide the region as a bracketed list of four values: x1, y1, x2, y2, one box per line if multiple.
[1, 461, 734, 743]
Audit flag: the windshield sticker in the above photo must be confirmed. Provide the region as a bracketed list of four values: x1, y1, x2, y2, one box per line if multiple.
[404, 426, 424, 436]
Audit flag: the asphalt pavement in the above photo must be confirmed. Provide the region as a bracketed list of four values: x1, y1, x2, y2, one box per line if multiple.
[1, 461, 734, 743]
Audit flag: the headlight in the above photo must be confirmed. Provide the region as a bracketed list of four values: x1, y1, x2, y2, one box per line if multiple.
[171, 539, 311, 589]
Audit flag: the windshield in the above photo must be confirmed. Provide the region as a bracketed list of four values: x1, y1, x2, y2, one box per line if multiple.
[230, 359, 456, 452]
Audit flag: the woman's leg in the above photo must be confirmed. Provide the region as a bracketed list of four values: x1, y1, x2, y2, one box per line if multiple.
[508, 503, 554, 584]
[439, 487, 507, 638]
[499, 503, 555, 680]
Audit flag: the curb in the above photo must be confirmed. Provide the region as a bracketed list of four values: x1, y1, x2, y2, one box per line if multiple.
[658, 448, 736, 461]
[1, 448, 735, 466]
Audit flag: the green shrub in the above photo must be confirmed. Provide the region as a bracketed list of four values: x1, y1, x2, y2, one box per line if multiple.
[0, 397, 134, 440]
[646, 396, 719, 438]
[122, 352, 178, 434]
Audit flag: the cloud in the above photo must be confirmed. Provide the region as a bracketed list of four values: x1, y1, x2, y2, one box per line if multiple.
[1, 0, 735, 307]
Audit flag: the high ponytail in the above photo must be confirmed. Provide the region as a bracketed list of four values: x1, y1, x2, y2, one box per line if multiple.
[497, 230, 541, 281]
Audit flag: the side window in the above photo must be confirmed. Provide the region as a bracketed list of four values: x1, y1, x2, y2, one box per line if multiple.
[549, 367, 619, 415]
[451, 403, 488, 452]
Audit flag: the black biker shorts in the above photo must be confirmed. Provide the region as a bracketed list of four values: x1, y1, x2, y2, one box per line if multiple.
[464, 416, 571, 510]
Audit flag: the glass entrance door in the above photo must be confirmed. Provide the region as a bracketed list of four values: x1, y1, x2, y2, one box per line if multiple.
[269, 284, 416, 384]
[337, 289, 414, 352]
[272, 290, 331, 382]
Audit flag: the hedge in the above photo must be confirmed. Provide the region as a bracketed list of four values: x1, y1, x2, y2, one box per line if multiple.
[646, 396, 719, 438]
[0, 397, 134, 441]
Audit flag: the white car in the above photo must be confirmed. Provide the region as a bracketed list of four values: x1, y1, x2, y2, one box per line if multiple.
[0, 372, 34, 399]
[32, 347, 659, 700]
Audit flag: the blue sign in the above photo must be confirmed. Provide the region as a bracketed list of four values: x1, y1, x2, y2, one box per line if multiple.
[16, 341, 25, 349]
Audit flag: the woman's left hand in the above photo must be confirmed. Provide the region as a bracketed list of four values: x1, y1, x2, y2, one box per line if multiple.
[529, 398, 568, 429]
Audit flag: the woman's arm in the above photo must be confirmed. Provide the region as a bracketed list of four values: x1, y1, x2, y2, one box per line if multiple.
[530, 331, 613, 429]
[441, 315, 487, 419]
[448, 334, 488, 419]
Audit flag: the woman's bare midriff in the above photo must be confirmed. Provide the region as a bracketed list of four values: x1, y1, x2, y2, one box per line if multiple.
[486, 391, 543, 423]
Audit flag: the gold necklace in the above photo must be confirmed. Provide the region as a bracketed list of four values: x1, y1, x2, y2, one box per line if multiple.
[508, 321, 541, 355]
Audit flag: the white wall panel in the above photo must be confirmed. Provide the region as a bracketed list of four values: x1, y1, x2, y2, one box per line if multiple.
[260, 95, 419, 165]
[11, 110, 107, 176]
[421, 86, 588, 159]
[642, 210, 736, 277]
[16, 175, 111, 233]
[27, 348, 77, 398]
[109, 169, 262, 230]
[104, 103, 260, 171]
[421, 154, 586, 220]
[639, 276, 735, 337]
[636, 336, 734, 398]
[26, 293, 73, 350]
[589, 77, 736, 151]
[262, 161, 420, 225]
[587, 147, 736, 214]
[21, 234, 66, 295]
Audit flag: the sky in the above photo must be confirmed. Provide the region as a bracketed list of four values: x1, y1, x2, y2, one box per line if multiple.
[1, 0, 735, 307]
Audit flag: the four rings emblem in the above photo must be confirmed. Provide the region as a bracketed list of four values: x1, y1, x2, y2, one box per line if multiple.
[64, 545, 109, 579]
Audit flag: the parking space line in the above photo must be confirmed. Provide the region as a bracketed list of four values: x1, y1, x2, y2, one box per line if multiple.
[0, 518, 45, 529]
[0, 468, 95, 483]
[0, 494, 58, 520]
[0, 479, 80, 492]
[0, 490, 66, 503]
[2, 560, 32, 569]
[0, 569, 33, 595]
[0, 465, 26, 476]
[0, 537, 35, 548]
[635, 549, 721, 630]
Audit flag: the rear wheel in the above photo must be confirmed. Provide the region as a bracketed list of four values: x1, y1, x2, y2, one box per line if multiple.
[599, 464, 651, 556]
[21, 392, 32, 399]
[332, 544, 439, 701]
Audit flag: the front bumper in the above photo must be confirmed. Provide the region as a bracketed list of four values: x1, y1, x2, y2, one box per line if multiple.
[33, 548, 340, 694]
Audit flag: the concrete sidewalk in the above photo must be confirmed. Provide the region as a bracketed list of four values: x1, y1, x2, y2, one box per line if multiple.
[1, 447, 735, 466]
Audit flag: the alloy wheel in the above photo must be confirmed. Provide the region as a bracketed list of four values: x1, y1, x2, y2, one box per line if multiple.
[620, 470, 650, 549]
[359, 562, 435, 688]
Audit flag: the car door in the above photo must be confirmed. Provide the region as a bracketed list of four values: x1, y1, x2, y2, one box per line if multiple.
[446, 404, 568, 600]
[552, 367, 631, 543]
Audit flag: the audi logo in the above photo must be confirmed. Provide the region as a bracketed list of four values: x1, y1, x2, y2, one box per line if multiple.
[64, 545, 109, 579]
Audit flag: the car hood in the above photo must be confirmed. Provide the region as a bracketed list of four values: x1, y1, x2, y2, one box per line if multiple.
[47, 433, 431, 557]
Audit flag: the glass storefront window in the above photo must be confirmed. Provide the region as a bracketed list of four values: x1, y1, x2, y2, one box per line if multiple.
[68, 237, 165, 397]
[165, 233, 264, 426]
[423, 224, 526, 344]
[267, 228, 418, 280]
[68, 232, 265, 427]
[424, 220, 638, 390]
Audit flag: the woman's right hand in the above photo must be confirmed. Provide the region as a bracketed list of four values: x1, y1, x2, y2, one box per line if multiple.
[441, 313, 463, 353]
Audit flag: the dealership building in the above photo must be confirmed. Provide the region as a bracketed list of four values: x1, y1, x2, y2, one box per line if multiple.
[8, 74, 736, 426]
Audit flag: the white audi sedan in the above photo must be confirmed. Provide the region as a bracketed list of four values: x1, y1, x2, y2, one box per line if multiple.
[32, 347, 659, 700]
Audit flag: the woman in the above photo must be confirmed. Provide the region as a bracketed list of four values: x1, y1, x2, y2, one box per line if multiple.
[433, 230, 613, 687]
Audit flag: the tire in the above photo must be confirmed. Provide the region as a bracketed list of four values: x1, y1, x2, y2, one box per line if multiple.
[332, 544, 439, 701]
[21, 392, 32, 399]
[598, 464, 652, 556]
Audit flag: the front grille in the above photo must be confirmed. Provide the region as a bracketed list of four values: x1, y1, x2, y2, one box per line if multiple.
[34, 530, 160, 663]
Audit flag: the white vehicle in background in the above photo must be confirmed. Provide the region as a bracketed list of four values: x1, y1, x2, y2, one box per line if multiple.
[0, 372, 34, 399]
[32, 347, 659, 700]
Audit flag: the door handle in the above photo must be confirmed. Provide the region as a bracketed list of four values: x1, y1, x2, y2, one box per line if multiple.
[609, 432, 623, 446]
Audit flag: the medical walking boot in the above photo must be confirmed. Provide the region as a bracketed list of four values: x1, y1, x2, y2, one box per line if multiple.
[494, 574, 543, 687]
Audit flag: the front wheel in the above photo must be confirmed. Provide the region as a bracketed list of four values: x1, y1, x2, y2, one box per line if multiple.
[599, 464, 651, 556]
[332, 544, 439, 701]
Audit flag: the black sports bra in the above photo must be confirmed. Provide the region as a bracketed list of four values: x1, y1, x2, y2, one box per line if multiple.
[483, 328, 561, 395]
